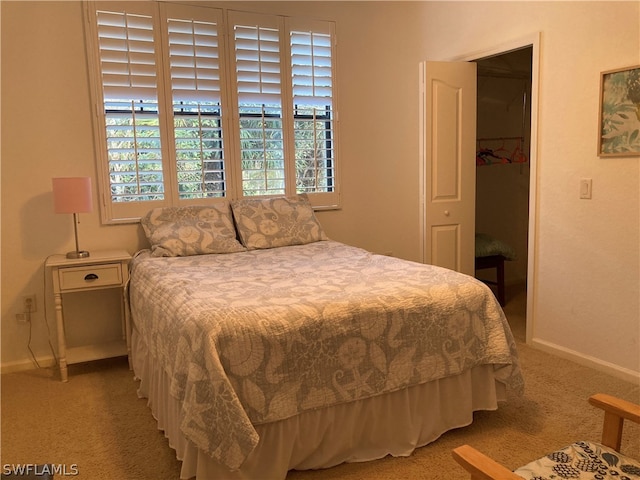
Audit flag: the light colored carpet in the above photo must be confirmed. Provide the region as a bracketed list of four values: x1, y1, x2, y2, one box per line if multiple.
[2, 285, 639, 479]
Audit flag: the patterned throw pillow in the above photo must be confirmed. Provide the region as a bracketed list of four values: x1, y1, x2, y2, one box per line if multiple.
[514, 441, 640, 479]
[141, 204, 246, 257]
[475, 233, 517, 260]
[231, 194, 328, 249]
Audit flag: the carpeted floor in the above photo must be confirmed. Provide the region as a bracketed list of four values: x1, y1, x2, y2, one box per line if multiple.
[2, 284, 638, 479]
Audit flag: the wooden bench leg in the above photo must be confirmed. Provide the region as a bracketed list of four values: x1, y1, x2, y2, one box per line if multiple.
[475, 255, 506, 306]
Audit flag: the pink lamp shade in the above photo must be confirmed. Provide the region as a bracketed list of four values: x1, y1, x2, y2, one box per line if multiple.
[52, 177, 93, 214]
[52, 177, 93, 258]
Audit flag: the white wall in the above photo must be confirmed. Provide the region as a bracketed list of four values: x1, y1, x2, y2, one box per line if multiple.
[420, 1, 639, 380]
[2, 1, 638, 382]
[2, 2, 146, 371]
[0, 0, 433, 371]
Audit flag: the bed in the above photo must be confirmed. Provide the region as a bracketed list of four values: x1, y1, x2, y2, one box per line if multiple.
[129, 194, 524, 480]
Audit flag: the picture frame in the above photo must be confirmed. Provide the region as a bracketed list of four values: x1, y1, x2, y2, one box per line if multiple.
[598, 65, 640, 157]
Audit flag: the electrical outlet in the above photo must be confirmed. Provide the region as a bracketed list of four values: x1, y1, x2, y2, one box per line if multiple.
[16, 313, 28, 323]
[23, 294, 36, 313]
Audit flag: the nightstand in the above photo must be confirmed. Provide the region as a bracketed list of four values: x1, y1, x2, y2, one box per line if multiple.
[45, 250, 131, 382]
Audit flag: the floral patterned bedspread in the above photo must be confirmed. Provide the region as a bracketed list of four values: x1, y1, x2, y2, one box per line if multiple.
[129, 240, 524, 470]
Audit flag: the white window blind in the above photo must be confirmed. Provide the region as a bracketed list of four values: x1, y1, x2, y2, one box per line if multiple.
[231, 13, 285, 196]
[290, 30, 333, 107]
[96, 7, 164, 204]
[290, 25, 335, 195]
[85, 2, 339, 223]
[165, 8, 227, 199]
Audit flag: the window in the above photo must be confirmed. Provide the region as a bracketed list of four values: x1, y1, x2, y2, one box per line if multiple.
[231, 14, 286, 196]
[290, 29, 336, 195]
[84, 2, 339, 223]
[167, 10, 227, 200]
[94, 6, 163, 209]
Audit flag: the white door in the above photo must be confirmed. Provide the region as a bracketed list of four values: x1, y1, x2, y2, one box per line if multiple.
[419, 61, 476, 275]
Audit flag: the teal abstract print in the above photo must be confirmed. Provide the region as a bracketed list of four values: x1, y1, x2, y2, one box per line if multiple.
[599, 66, 640, 156]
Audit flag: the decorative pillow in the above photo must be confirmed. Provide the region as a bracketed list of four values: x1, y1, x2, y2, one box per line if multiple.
[475, 233, 517, 260]
[141, 204, 246, 257]
[514, 440, 640, 479]
[230, 194, 328, 249]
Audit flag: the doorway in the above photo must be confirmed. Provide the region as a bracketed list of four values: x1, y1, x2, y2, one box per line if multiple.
[420, 34, 540, 343]
[473, 47, 533, 341]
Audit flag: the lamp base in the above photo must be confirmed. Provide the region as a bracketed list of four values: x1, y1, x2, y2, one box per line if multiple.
[66, 250, 90, 259]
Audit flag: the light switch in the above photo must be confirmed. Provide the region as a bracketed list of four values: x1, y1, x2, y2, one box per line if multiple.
[580, 178, 592, 199]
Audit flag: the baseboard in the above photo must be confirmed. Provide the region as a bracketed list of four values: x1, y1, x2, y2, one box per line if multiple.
[1, 356, 56, 374]
[5, 340, 637, 386]
[530, 338, 640, 385]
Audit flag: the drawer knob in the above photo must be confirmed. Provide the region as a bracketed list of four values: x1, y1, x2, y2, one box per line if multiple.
[84, 273, 99, 281]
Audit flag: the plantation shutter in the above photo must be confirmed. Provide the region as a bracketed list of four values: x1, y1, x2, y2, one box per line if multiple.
[289, 20, 337, 201]
[229, 12, 286, 196]
[95, 5, 165, 208]
[86, 3, 340, 223]
[162, 4, 229, 200]
[290, 30, 333, 108]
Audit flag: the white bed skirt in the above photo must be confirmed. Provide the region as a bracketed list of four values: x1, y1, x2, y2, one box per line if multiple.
[131, 329, 506, 480]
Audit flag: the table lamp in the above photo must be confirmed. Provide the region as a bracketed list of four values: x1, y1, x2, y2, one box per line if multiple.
[52, 177, 93, 259]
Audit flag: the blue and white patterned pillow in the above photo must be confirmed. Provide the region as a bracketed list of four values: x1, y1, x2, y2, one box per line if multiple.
[141, 204, 246, 257]
[231, 194, 328, 250]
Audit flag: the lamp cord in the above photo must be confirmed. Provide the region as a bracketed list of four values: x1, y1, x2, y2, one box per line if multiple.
[27, 319, 41, 369]
[27, 255, 60, 370]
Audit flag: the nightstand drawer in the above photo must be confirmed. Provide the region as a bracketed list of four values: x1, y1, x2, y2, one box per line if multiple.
[58, 263, 123, 291]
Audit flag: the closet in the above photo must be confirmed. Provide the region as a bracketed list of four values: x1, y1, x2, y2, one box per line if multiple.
[474, 48, 532, 304]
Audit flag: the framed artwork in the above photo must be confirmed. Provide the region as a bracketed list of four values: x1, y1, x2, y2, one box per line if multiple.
[598, 65, 640, 157]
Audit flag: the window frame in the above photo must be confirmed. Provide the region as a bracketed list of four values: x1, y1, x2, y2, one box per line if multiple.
[84, 1, 340, 225]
